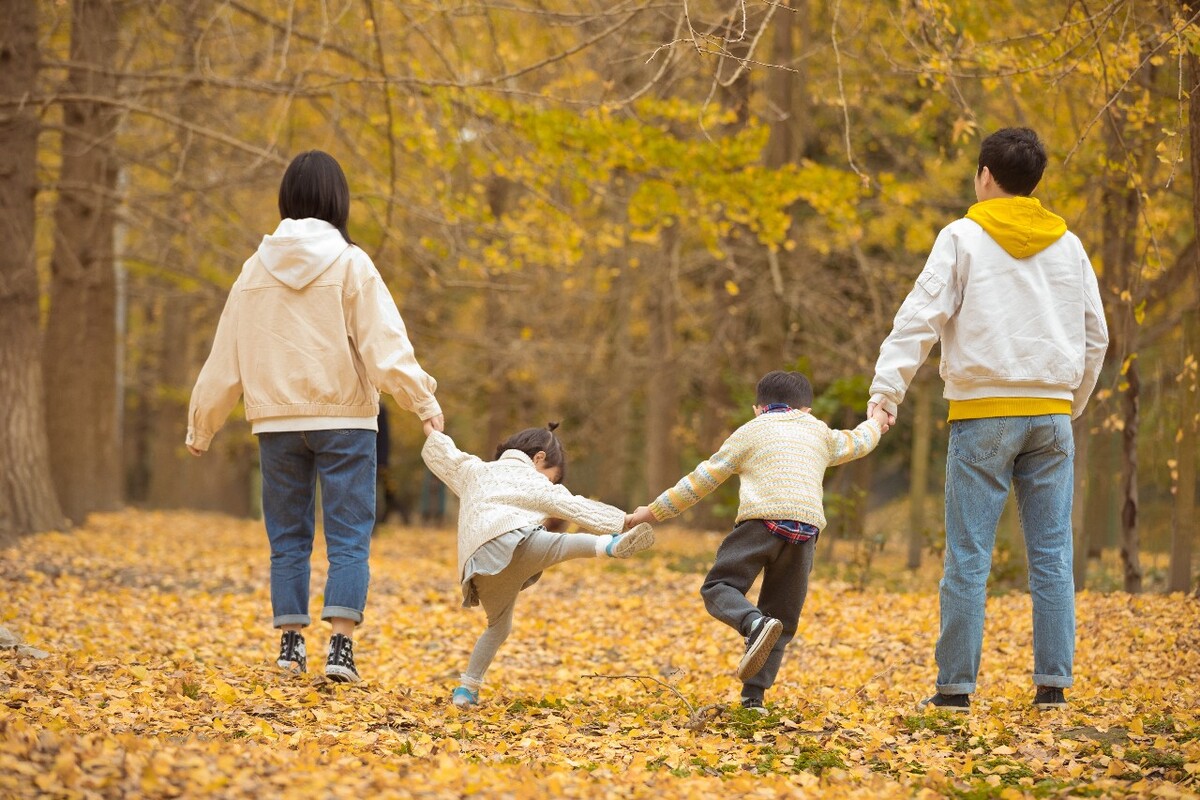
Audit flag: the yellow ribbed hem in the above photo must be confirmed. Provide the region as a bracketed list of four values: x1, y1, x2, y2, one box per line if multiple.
[948, 397, 1072, 421]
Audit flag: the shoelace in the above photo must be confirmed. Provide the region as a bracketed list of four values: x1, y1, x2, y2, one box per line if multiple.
[279, 633, 302, 661]
[333, 636, 355, 669]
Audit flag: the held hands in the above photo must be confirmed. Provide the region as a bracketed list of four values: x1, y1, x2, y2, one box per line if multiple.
[626, 506, 655, 529]
[422, 413, 446, 437]
[867, 402, 895, 434]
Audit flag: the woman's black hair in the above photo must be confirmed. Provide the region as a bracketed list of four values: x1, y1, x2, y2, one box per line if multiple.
[495, 422, 567, 483]
[278, 150, 354, 244]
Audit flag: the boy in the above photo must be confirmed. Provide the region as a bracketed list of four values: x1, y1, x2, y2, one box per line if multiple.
[630, 370, 883, 712]
[867, 127, 1109, 712]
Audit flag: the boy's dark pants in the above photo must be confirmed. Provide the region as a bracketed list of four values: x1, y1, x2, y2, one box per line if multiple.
[701, 519, 815, 699]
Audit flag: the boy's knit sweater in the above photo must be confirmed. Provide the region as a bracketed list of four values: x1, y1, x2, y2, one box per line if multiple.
[649, 410, 882, 530]
[421, 431, 626, 580]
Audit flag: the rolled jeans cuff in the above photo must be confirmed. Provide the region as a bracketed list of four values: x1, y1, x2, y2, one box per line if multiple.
[935, 681, 976, 695]
[321, 605, 363, 624]
[1033, 673, 1072, 689]
[273, 614, 311, 628]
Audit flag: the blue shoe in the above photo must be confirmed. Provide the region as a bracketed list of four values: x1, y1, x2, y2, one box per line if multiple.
[451, 686, 479, 708]
[606, 523, 655, 557]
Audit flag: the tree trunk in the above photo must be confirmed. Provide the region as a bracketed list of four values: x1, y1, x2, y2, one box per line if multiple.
[643, 235, 679, 500]
[1171, 44, 1200, 593]
[43, 0, 124, 525]
[1119, 358, 1142, 592]
[0, 0, 67, 537]
[1171, 310, 1198, 593]
[907, 380, 932, 569]
[1102, 94, 1143, 593]
[764, 0, 810, 168]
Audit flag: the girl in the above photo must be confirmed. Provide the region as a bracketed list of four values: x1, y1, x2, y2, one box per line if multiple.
[421, 423, 654, 708]
[186, 150, 443, 683]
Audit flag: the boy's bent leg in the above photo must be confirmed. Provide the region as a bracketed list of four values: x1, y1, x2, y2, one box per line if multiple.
[1015, 415, 1075, 690]
[741, 536, 815, 698]
[701, 520, 778, 636]
[258, 433, 318, 627]
[936, 418, 1016, 695]
[312, 430, 376, 624]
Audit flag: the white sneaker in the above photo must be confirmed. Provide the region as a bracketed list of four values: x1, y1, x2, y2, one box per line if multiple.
[606, 523, 655, 558]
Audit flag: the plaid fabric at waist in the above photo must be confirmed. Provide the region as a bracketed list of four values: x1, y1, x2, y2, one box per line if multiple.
[762, 519, 819, 544]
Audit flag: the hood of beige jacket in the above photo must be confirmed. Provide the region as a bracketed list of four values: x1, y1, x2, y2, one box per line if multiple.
[257, 217, 350, 289]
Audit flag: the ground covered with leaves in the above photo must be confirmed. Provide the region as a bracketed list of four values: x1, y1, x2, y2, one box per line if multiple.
[2, 510, 1199, 799]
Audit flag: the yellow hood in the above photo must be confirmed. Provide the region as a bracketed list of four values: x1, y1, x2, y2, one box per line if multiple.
[965, 197, 1067, 259]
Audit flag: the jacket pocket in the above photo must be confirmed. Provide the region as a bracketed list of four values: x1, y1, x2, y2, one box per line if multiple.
[916, 269, 946, 297]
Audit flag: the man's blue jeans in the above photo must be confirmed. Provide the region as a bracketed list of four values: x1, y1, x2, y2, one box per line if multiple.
[258, 430, 376, 628]
[936, 414, 1075, 695]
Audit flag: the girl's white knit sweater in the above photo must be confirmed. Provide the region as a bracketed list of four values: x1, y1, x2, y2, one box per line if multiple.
[421, 431, 626, 580]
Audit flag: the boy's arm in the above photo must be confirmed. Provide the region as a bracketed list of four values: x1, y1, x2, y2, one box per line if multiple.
[1072, 250, 1110, 418]
[827, 418, 883, 467]
[186, 281, 244, 453]
[869, 227, 963, 418]
[647, 430, 744, 522]
[348, 263, 442, 422]
[420, 430, 478, 496]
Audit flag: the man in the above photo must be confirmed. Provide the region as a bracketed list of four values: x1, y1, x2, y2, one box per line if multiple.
[869, 127, 1109, 712]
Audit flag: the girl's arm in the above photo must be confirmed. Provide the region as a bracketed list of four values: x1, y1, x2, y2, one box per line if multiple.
[647, 429, 745, 521]
[827, 418, 883, 467]
[525, 482, 626, 534]
[420, 431, 479, 496]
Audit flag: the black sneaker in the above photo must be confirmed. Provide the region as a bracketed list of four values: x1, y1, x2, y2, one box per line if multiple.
[740, 696, 768, 715]
[916, 692, 970, 713]
[276, 631, 306, 673]
[1033, 686, 1067, 710]
[325, 633, 361, 683]
[736, 616, 782, 680]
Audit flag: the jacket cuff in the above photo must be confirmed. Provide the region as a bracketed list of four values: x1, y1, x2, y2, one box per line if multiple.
[869, 393, 898, 416]
[186, 430, 212, 451]
[648, 497, 673, 522]
[415, 397, 443, 421]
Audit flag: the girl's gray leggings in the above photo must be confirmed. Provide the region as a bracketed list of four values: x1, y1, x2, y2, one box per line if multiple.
[461, 529, 604, 690]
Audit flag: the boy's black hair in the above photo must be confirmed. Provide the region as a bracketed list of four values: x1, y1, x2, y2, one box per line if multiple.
[278, 150, 354, 244]
[976, 127, 1047, 197]
[495, 422, 567, 483]
[755, 370, 813, 408]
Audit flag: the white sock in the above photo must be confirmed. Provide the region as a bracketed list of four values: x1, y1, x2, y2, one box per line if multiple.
[596, 534, 616, 557]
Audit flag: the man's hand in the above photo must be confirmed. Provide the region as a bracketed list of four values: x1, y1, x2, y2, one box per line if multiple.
[867, 402, 896, 434]
[187, 445, 204, 457]
[422, 413, 446, 437]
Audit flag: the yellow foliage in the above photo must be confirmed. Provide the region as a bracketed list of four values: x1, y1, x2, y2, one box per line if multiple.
[1, 511, 1198, 798]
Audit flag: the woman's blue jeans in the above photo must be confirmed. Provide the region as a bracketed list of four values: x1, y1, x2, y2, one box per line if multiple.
[258, 430, 376, 628]
[936, 414, 1075, 695]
